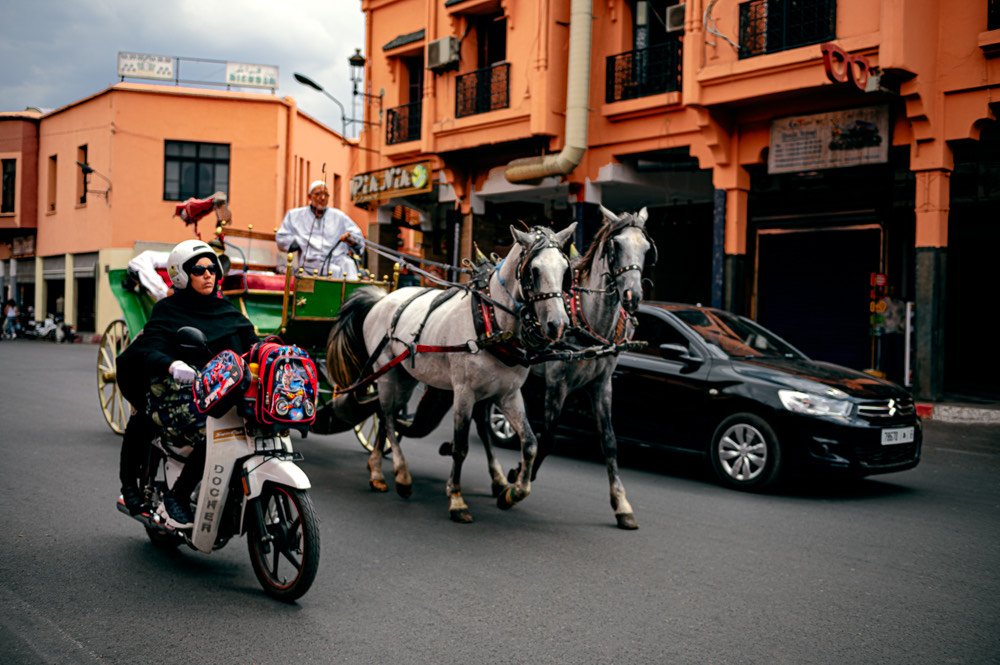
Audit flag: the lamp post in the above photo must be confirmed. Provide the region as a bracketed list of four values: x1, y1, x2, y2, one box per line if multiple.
[76, 161, 111, 204]
[293, 72, 351, 138]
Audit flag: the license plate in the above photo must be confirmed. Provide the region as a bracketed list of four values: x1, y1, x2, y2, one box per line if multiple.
[881, 427, 914, 445]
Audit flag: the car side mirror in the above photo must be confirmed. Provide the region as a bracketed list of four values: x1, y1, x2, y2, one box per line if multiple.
[659, 343, 703, 366]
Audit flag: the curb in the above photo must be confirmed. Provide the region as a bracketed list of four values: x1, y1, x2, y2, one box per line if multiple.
[917, 403, 1000, 425]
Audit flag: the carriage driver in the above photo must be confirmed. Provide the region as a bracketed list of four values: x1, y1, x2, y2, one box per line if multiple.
[276, 180, 366, 278]
[115, 239, 259, 528]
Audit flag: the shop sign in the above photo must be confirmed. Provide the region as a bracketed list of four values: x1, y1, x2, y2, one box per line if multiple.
[351, 162, 432, 204]
[117, 52, 175, 81]
[768, 106, 889, 174]
[225, 62, 278, 90]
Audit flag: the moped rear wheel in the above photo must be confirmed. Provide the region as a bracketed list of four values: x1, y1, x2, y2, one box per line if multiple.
[247, 485, 320, 602]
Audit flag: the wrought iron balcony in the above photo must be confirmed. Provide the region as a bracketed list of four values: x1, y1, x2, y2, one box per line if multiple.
[739, 0, 836, 59]
[990, 0, 1000, 31]
[456, 62, 510, 118]
[605, 41, 682, 104]
[386, 101, 422, 145]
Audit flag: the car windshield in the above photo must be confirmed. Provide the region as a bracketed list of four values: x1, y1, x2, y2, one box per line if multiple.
[671, 308, 806, 359]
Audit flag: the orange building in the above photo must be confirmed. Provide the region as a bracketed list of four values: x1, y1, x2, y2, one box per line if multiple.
[1, 83, 362, 336]
[351, 0, 1000, 401]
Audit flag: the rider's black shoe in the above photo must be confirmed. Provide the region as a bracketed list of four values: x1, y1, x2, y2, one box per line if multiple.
[162, 491, 194, 529]
[120, 486, 146, 516]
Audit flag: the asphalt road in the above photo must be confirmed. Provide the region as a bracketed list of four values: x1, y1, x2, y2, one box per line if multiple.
[1, 340, 998, 665]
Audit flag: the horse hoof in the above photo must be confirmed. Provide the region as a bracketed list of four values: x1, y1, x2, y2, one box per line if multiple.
[616, 513, 639, 530]
[370, 480, 388, 493]
[438, 442, 453, 456]
[491, 482, 506, 498]
[450, 508, 474, 523]
[496, 486, 516, 511]
[396, 483, 413, 499]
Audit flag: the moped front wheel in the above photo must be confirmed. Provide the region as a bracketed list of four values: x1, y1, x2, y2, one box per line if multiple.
[247, 485, 320, 602]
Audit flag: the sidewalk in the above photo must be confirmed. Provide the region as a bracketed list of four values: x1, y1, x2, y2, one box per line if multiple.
[916, 401, 1000, 425]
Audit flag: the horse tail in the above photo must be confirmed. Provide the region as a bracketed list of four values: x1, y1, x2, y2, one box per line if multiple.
[326, 285, 387, 389]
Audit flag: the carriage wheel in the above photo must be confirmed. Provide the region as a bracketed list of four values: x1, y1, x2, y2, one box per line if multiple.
[353, 414, 381, 453]
[97, 319, 131, 435]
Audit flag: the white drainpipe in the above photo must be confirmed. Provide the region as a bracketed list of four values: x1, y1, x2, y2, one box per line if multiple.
[504, 0, 593, 184]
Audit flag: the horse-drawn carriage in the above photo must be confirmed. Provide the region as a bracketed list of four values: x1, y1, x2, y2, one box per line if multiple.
[96, 194, 390, 448]
[97, 194, 656, 528]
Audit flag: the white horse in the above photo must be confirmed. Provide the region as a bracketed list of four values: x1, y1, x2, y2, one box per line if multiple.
[327, 224, 576, 522]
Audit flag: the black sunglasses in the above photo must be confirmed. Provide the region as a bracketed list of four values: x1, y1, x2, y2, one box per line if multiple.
[189, 264, 219, 277]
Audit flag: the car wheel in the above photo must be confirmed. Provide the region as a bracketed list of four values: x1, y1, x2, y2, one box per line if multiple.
[710, 413, 782, 491]
[486, 403, 519, 450]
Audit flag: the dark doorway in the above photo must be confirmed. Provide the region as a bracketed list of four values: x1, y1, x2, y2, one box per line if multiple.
[756, 226, 881, 370]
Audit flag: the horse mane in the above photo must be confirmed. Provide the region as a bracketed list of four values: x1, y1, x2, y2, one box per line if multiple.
[577, 216, 622, 281]
[326, 285, 387, 388]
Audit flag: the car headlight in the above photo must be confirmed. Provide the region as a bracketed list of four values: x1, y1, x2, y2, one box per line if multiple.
[778, 389, 852, 418]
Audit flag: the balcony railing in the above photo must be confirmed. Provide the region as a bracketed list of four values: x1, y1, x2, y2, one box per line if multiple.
[456, 62, 510, 118]
[386, 101, 422, 145]
[605, 41, 682, 104]
[990, 0, 1000, 31]
[739, 0, 836, 59]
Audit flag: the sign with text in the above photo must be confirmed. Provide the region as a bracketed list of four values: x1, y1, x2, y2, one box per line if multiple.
[768, 106, 889, 174]
[117, 52, 175, 81]
[225, 62, 279, 90]
[351, 162, 432, 205]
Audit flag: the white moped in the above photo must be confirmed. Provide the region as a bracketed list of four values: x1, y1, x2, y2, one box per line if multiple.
[118, 330, 320, 602]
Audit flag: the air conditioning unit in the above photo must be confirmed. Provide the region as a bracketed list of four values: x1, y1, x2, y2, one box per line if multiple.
[427, 36, 460, 71]
[665, 3, 686, 33]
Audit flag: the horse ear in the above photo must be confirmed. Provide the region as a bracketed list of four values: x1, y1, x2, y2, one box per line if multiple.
[638, 207, 648, 225]
[555, 222, 577, 249]
[599, 205, 621, 223]
[510, 225, 532, 247]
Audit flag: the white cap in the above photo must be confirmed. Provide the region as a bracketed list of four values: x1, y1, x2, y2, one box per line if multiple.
[309, 180, 327, 194]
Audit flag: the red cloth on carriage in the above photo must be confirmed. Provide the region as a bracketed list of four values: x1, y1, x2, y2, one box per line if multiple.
[174, 196, 221, 225]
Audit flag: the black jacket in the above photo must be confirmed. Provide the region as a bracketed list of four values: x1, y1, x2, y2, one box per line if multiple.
[116, 288, 258, 407]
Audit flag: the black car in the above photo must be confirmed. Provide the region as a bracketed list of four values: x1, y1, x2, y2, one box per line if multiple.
[487, 302, 921, 490]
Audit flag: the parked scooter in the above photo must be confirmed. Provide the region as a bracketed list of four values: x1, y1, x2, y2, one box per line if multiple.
[118, 328, 321, 602]
[22, 312, 74, 342]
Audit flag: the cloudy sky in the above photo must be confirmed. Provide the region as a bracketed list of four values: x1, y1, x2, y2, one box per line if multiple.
[0, 0, 366, 135]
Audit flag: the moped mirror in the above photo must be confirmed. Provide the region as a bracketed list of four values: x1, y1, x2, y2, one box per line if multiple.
[176, 326, 211, 355]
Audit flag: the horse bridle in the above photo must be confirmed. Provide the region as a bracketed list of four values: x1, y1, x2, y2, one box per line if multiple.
[494, 228, 573, 350]
[600, 221, 657, 304]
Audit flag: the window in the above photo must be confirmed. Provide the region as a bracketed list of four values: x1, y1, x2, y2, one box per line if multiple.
[739, 0, 836, 59]
[387, 56, 424, 144]
[77, 145, 87, 205]
[163, 140, 230, 201]
[47, 155, 57, 212]
[1, 159, 15, 213]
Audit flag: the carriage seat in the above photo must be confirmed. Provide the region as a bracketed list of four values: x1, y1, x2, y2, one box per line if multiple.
[221, 269, 293, 292]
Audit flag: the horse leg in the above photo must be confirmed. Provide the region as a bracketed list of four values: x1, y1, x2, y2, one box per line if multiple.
[476, 400, 510, 498]
[447, 394, 475, 523]
[496, 391, 536, 511]
[506, 382, 565, 484]
[591, 382, 637, 530]
[367, 418, 389, 492]
[374, 375, 415, 498]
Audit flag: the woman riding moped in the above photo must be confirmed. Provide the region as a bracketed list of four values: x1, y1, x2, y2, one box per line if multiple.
[116, 239, 258, 528]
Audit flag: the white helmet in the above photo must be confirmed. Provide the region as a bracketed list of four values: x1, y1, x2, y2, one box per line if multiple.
[167, 239, 223, 290]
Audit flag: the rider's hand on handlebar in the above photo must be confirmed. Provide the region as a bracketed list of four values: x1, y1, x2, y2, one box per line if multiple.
[339, 232, 357, 247]
[169, 361, 198, 385]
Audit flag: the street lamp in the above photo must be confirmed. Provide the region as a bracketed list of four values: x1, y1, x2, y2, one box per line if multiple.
[348, 49, 384, 122]
[76, 161, 111, 203]
[294, 69, 382, 140]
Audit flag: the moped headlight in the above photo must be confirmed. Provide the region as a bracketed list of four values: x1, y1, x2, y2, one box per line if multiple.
[778, 389, 852, 418]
